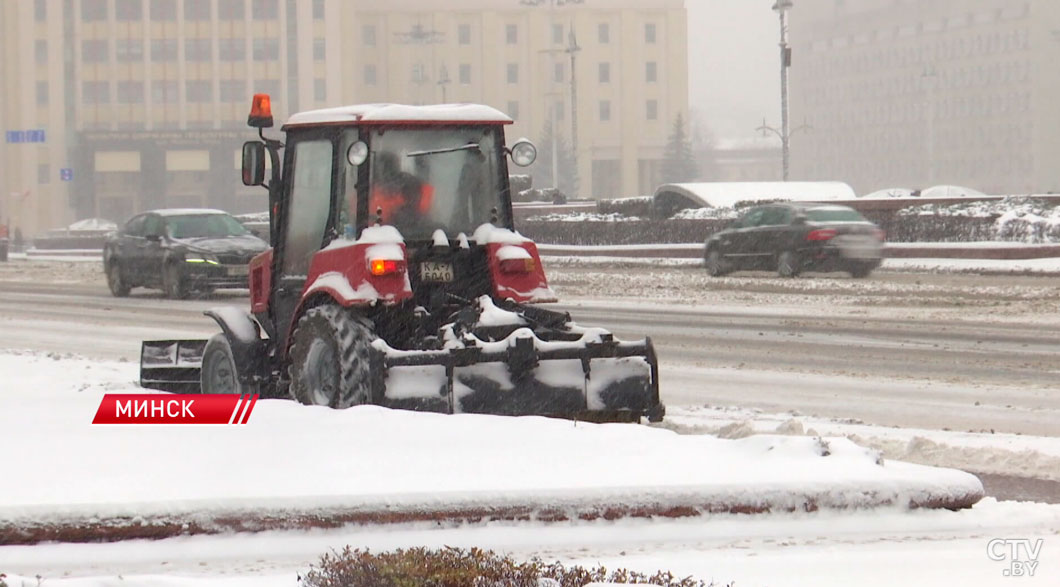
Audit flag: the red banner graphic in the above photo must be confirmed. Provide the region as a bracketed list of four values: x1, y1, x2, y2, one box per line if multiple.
[92, 394, 258, 424]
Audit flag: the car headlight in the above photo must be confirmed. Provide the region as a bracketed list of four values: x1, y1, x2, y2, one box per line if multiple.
[184, 253, 219, 264]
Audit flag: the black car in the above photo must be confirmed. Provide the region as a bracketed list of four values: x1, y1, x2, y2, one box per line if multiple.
[103, 209, 269, 298]
[703, 202, 885, 278]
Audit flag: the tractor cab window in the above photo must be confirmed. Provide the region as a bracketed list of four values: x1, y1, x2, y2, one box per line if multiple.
[360, 126, 505, 241]
[282, 139, 333, 276]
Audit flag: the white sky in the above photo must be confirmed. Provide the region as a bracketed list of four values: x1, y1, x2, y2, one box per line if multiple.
[687, 0, 781, 140]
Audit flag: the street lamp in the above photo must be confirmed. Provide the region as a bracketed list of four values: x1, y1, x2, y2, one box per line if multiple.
[394, 22, 445, 105]
[438, 65, 451, 103]
[773, 0, 793, 181]
[520, 0, 584, 195]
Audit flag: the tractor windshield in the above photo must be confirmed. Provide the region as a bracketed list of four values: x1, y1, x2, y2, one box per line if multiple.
[358, 126, 507, 241]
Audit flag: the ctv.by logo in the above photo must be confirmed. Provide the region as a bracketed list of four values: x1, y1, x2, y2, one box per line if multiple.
[988, 538, 1043, 577]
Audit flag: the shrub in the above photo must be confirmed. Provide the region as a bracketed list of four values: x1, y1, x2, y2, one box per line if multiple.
[299, 546, 724, 587]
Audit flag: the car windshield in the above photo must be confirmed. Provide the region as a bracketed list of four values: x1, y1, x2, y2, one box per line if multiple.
[166, 214, 249, 239]
[353, 126, 506, 241]
[805, 207, 867, 222]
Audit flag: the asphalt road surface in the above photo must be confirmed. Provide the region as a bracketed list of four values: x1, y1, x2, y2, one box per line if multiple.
[1, 261, 1058, 502]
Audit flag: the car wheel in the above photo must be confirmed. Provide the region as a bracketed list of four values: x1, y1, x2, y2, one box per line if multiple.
[704, 248, 729, 277]
[777, 250, 801, 278]
[163, 262, 189, 299]
[106, 260, 130, 297]
[849, 264, 873, 279]
[288, 305, 374, 409]
[200, 333, 255, 395]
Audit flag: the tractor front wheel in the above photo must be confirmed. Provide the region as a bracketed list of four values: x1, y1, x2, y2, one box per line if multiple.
[288, 304, 373, 408]
[201, 333, 255, 395]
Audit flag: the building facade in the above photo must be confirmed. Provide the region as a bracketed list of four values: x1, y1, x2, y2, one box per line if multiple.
[0, 0, 687, 237]
[789, 0, 1060, 195]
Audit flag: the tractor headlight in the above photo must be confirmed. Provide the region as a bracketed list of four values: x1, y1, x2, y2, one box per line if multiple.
[509, 139, 537, 167]
[185, 253, 219, 264]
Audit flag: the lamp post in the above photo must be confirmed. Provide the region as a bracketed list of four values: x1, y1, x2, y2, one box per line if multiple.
[773, 0, 793, 181]
[394, 22, 445, 105]
[438, 64, 451, 103]
[521, 0, 583, 194]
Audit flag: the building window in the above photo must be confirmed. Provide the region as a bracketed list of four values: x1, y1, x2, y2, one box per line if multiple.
[218, 0, 243, 19]
[555, 101, 565, 121]
[506, 24, 517, 44]
[458, 23, 471, 45]
[36, 81, 49, 105]
[82, 40, 109, 64]
[252, 0, 278, 20]
[507, 63, 518, 84]
[646, 99, 658, 120]
[459, 63, 471, 84]
[253, 79, 280, 98]
[150, 0, 176, 21]
[115, 0, 143, 20]
[598, 62, 610, 83]
[152, 79, 178, 103]
[598, 22, 609, 44]
[184, 0, 210, 21]
[219, 79, 246, 101]
[35, 0, 47, 21]
[646, 61, 658, 82]
[35, 40, 48, 65]
[151, 38, 177, 61]
[185, 38, 212, 61]
[507, 101, 519, 120]
[83, 81, 110, 104]
[186, 80, 212, 103]
[314, 78, 326, 101]
[252, 38, 280, 60]
[364, 64, 377, 85]
[313, 38, 325, 61]
[117, 81, 144, 103]
[39, 164, 51, 185]
[82, 0, 107, 21]
[553, 24, 563, 44]
[312, 0, 324, 19]
[116, 39, 144, 62]
[645, 23, 657, 44]
[363, 25, 376, 46]
[599, 100, 611, 121]
[554, 62, 564, 83]
[219, 38, 245, 61]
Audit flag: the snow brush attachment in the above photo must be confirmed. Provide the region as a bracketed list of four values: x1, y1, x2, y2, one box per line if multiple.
[139, 339, 207, 393]
[369, 329, 665, 423]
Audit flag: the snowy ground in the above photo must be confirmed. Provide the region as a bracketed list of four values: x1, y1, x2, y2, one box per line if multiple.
[2, 256, 1060, 585]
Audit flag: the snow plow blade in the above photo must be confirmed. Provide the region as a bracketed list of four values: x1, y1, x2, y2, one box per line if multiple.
[370, 333, 665, 423]
[139, 339, 206, 393]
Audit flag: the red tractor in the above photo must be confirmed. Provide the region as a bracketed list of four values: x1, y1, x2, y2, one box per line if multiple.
[140, 95, 664, 422]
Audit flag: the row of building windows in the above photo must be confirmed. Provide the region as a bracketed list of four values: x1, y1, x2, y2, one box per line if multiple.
[75, 78, 323, 104]
[361, 60, 660, 87]
[38, 0, 325, 22]
[63, 37, 325, 63]
[361, 21, 660, 48]
[497, 99, 660, 123]
[804, 28, 1030, 79]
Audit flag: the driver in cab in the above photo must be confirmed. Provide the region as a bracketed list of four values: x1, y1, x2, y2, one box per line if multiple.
[369, 151, 434, 226]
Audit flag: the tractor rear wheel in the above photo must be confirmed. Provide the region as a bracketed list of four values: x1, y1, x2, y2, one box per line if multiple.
[288, 304, 373, 408]
[201, 333, 254, 395]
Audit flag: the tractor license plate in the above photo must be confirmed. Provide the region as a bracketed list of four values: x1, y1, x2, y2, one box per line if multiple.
[227, 265, 249, 276]
[420, 261, 453, 282]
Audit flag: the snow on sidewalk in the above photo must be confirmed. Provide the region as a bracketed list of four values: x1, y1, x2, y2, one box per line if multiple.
[0, 351, 981, 539]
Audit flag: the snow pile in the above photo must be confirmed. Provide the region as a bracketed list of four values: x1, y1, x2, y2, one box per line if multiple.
[525, 213, 644, 222]
[671, 206, 740, 220]
[0, 351, 982, 527]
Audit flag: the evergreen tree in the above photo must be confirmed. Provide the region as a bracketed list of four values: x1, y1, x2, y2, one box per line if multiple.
[530, 118, 578, 197]
[661, 113, 699, 183]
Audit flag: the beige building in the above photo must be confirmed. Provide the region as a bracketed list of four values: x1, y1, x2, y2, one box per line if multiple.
[789, 0, 1060, 195]
[0, 0, 687, 237]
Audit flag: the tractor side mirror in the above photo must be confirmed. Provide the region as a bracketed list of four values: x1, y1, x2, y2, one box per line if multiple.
[242, 141, 266, 186]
